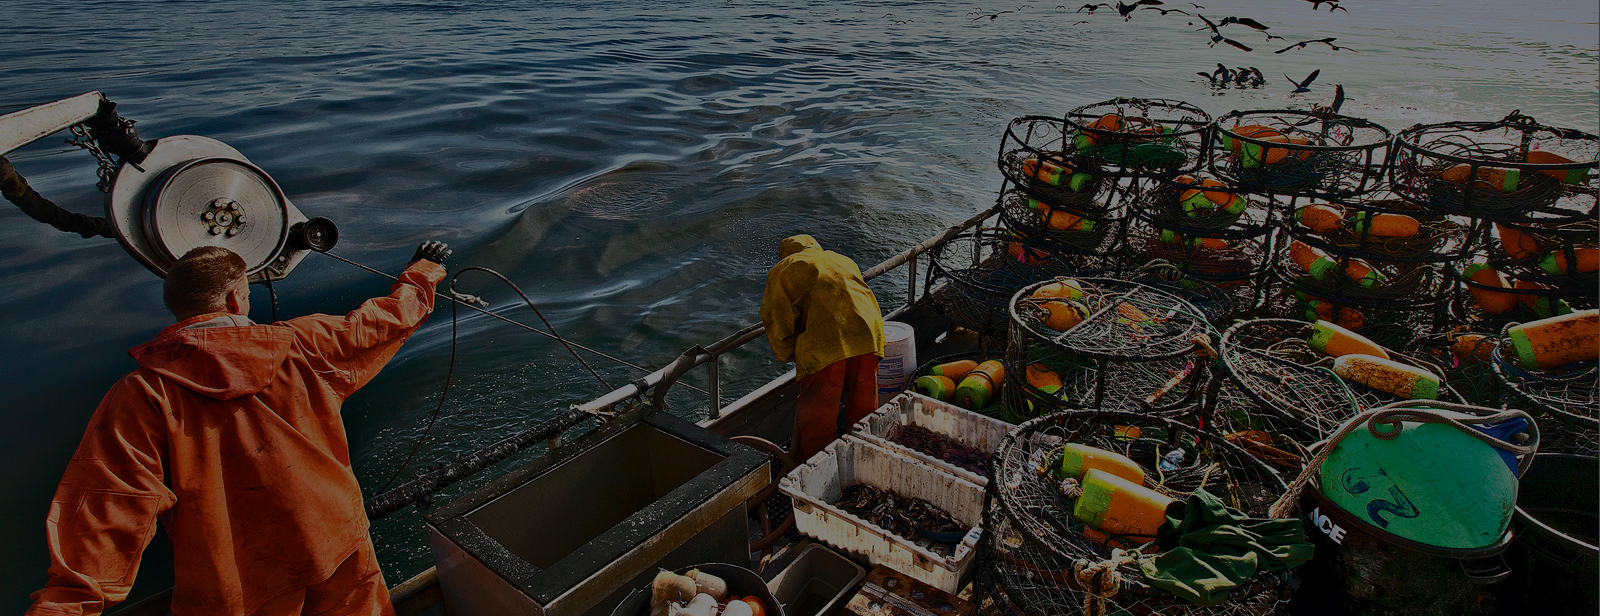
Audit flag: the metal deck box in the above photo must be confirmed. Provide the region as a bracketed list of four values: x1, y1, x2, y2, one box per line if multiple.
[426, 410, 769, 616]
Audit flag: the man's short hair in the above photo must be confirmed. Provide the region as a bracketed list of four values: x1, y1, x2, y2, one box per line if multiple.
[164, 246, 248, 317]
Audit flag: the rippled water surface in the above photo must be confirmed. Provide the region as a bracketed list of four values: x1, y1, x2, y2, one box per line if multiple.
[1, 0, 1594, 608]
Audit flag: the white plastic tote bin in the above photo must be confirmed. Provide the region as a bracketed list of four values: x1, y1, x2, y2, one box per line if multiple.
[778, 436, 983, 593]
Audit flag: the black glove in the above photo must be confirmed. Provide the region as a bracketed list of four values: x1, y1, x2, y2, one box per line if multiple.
[411, 240, 452, 265]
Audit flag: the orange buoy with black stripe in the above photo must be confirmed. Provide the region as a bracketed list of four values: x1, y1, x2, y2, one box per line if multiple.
[1494, 223, 1543, 260]
[1295, 204, 1345, 234]
[1462, 262, 1519, 315]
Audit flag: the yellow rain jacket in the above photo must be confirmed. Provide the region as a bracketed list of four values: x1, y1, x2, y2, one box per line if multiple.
[761, 235, 885, 379]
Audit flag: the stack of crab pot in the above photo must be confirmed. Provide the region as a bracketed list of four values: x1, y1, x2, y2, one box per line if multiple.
[1129, 169, 1276, 320]
[996, 114, 1127, 266]
[1209, 109, 1404, 342]
[1389, 112, 1599, 454]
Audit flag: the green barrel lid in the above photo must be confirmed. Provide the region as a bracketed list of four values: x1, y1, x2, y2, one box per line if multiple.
[1320, 421, 1516, 549]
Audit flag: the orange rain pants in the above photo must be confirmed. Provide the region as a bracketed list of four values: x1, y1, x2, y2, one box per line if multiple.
[793, 352, 880, 462]
[249, 539, 394, 616]
[28, 260, 443, 616]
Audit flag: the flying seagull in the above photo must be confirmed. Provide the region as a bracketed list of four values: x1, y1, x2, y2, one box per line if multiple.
[1285, 69, 1320, 93]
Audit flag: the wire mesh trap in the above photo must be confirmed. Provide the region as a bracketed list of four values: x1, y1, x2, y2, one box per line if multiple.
[1283, 193, 1475, 264]
[983, 408, 1293, 616]
[1489, 332, 1598, 456]
[1063, 98, 1213, 178]
[1217, 318, 1461, 439]
[1211, 110, 1391, 198]
[1390, 112, 1598, 219]
[926, 229, 1078, 337]
[997, 185, 1124, 257]
[1000, 116, 1114, 214]
[1446, 260, 1599, 331]
[1200, 376, 1317, 477]
[1002, 347, 1209, 418]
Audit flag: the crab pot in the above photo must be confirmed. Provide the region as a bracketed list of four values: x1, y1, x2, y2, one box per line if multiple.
[1062, 98, 1213, 178]
[1495, 454, 1600, 616]
[1291, 471, 1513, 616]
[924, 229, 1078, 337]
[996, 184, 1125, 259]
[1005, 278, 1213, 415]
[1489, 342, 1598, 456]
[998, 116, 1115, 214]
[1211, 109, 1392, 198]
[425, 411, 769, 616]
[983, 409, 1293, 616]
[1390, 114, 1598, 220]
[1263, 283, 1444, 352]
[1283, 191, 1479, 264]
[1216, 318, 1460, 439]
[1078, 263, 1243, 326]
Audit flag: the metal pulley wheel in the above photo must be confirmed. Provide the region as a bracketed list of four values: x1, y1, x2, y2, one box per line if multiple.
[107, 135, 331, 282]
[142, 157, 290, 275]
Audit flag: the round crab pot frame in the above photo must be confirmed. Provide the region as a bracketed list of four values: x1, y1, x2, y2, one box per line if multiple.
[1217, 318, 1461, 439]
[983, 408, 1293, 616]
[1402, 331, 1508, 409]
[1000, 116, 1116, 214]
[1062, 98, 1213, 179]
[1273, 240, 1448, 312]
[1489, 332, 1598, 456]
[1132, 174, 1273, 234]
[1447, 261, 1598, 328]
[1211, 110, 1392, 198]
[1282, 193, 1476, 264]
[1131, 210, 1276, 284]
[997, 185, 1125, 257]
[926, 230, 1078, 337]
[1390, 112, 1598, 220]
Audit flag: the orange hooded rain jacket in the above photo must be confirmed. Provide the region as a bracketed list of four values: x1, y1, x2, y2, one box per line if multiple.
[27, 260, 444, 616]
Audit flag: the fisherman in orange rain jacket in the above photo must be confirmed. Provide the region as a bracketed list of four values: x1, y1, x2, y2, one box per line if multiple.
[760, 235, 886, 462]
[27, 241, 451, 616]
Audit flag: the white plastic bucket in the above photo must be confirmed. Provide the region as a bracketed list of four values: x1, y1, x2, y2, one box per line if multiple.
[875, 321, 916, 405]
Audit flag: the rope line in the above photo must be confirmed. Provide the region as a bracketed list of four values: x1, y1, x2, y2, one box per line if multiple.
[318, 251, 706, 394]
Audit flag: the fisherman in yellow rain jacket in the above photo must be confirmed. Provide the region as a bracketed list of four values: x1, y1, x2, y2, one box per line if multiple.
[760, 235, 886, 461]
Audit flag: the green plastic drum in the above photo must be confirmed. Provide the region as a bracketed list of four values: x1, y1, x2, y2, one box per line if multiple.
[1319, 421, 1517, 550]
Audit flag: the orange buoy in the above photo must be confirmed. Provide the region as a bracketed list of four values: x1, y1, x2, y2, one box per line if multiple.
[1526, 150, 1594, 184]
[1032, 279, 1087, 301]
[1074, 113, 1128, 150]
[1513, 280, 1570, 319]
[928, 359, 978, 382]
[913, 375, 957, 401]
[1440, 164, 1522, 193]
[1240, 134, 1313, 168]
[1539, 247, 1599, 276]
[1494, 223, 1543, 260]
[1059, 443, 1145, 484]
[1295, 204, 1345, 234]
[1289, 240, 1340, 280]
[1462, 262, 1519, 315]
[1046, 209, 1094, 232]
[1308, 319, 1390, 360]
[1022, 158, 1069, 185]
[1349, 212, 1420, 238]
[1341, 257, 1386, 288]
[1450, 333, 1497, 364]
[1072, 468, 1173, 541]
[954, 360, 1005, 409]
[1335, 306, 1365, 330]
[1026, 363, 1063, 395]
[1222, 124, 1283, 153]
[1507, 309, 1599, 370]
[1040, 299, 1090, 331]
[1333, 354, 1441, 399]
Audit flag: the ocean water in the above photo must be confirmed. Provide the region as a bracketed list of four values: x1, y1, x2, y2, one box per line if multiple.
[0, 0, 1594, 608]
